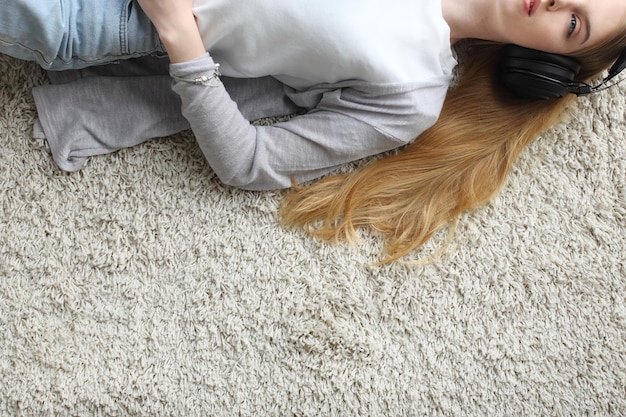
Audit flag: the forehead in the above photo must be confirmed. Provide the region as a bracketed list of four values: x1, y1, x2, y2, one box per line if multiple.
[587, 0, 626, 47]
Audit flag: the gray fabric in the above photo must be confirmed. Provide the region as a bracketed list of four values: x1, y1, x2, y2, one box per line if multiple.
[34, 54, 445, 190]
[34, 75, 188, 171]
[33, 57, 300, 173]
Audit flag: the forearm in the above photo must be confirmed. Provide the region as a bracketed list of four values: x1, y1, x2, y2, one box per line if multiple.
[157, 19, 205, 63]
[136, 0, 205, 63]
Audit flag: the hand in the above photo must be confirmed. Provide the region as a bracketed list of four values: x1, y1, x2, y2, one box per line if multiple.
[136, 0, 206, 63]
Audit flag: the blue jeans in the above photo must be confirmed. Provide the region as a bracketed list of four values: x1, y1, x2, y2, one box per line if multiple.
[0, 0, 165, 70]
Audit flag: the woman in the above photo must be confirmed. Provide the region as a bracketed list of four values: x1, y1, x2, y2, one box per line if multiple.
[2, 0, 625, 262]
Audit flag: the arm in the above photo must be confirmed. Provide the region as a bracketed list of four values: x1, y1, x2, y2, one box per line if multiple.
[171, 55, 431, 190]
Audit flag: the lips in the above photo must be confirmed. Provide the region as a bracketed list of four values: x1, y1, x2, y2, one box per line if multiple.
[527, 0, 539, 16]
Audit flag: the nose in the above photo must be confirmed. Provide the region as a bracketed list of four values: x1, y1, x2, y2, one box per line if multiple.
[547, 0, 580, 9]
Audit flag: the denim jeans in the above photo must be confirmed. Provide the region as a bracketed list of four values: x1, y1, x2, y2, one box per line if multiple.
[0, 0, 164, 70]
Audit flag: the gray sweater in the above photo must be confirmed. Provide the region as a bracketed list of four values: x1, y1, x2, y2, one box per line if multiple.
[33, 53, 452, 190]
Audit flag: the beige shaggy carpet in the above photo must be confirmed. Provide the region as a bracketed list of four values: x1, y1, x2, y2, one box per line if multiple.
[0, 54, 625, 416]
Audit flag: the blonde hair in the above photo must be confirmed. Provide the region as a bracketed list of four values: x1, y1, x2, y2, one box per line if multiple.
[280, 33, 626, 264]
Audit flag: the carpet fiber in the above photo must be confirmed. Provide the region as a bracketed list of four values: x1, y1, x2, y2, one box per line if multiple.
[0, 55, 624, 416]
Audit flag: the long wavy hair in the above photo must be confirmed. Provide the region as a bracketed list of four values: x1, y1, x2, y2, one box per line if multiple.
[280, 31, 626, 264]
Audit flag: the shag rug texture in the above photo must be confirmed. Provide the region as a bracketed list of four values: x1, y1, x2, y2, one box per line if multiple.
[0, 54, 625, 417]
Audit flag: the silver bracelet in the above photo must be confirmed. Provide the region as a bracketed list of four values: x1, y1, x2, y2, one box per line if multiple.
[171, 63, 221, 86]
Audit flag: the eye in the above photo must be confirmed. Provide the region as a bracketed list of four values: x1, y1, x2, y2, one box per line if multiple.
[568, 14, 578, 36]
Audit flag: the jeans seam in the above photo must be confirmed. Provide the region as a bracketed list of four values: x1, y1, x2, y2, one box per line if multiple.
[0, 39, 53, 67]
[120, 0, 132, 55]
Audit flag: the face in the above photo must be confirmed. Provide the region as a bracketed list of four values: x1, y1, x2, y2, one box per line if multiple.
[493, 0, 626, 55]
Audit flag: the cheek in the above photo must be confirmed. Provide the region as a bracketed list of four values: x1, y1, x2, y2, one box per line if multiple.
[520, 27, 566, 53]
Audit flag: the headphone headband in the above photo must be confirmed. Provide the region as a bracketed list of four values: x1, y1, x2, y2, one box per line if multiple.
[499, 44, 626, 99]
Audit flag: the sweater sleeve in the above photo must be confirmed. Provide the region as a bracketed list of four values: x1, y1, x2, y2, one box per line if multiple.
[170, 53, 441, 191]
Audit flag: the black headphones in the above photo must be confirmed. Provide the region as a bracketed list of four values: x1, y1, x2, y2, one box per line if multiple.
[500, 44, 626, 99]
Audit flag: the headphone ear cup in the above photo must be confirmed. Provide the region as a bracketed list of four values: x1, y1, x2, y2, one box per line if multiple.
[499, 44, 582, 99]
